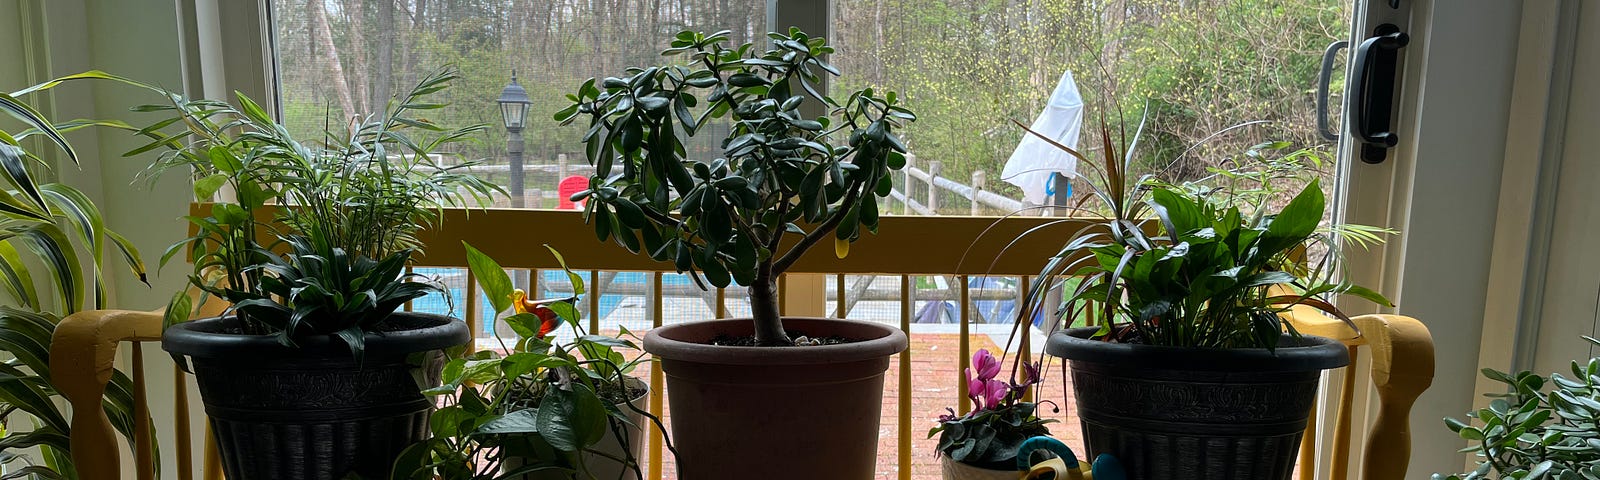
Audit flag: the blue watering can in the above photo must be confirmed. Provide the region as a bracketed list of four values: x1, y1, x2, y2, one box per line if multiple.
[1014, 437, 1125, 480]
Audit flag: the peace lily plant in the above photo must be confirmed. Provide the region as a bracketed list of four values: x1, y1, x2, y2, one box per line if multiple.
[1025, 115, 1394, 480]
[140, 68, 496, 357]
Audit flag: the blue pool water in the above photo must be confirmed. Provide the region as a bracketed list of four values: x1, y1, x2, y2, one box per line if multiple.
[409, 268, 700, 335]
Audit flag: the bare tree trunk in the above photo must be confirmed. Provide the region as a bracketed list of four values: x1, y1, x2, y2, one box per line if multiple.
[375, 0, 394, 108]
[873, 0, 884, 83]
[308, 0, 357, 119]
[346, 0, 370, 114]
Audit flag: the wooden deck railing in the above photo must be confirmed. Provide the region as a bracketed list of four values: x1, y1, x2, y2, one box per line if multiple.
[414, 209, 1083, 480]
[51, 207, 1433, 480]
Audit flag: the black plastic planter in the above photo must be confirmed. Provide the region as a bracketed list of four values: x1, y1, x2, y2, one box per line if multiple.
[1046, 327, 1349, 480]
[164, 312, 470, 480]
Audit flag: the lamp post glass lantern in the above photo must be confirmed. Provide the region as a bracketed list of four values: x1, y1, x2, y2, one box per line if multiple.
[498, 73, 532, 207]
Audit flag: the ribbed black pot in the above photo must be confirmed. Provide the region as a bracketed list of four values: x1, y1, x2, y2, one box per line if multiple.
[163, 312, 470, 480]
[1045, 327, 1349, 480]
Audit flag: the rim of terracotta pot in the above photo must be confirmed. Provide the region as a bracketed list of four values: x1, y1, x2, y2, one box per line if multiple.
[643, 317, 908, 366]
[1046, 325, 1350, 372]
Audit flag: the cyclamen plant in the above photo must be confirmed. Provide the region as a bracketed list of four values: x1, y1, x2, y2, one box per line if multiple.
[929, 349, 1055, 470]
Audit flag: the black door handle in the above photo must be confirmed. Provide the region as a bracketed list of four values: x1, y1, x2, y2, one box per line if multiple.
[1317, 40, 1349, 142]
[1347, 24, 1409, 164]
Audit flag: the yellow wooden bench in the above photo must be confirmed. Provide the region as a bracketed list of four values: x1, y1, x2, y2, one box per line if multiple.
[1283, 306, 1436, 480]
[52, 305, 225, 480]
[48, 303, 1433, 480]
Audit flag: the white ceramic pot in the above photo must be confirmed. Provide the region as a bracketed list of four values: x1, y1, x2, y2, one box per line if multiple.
[940, 457, 1022, 480]
[505, 377, 650, 480]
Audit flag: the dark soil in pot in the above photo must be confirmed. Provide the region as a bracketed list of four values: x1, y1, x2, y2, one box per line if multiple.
[163, 312, 470, 480]
[643, 317, 908, 480]
[1045, 326, 1348, 480]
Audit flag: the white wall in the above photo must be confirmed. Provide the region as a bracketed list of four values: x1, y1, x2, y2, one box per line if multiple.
[1525, 1, 1600, 377]
[1388, 0, 1600, 474]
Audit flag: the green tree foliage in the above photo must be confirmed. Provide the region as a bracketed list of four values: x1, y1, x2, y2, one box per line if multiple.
[832, 0, 1351, 195]
[274, 0, 1347, 206]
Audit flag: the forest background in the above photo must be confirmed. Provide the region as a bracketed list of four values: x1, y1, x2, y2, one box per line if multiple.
[272, 0, 1350, 210]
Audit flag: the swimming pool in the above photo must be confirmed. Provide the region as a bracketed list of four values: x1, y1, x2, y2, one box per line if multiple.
[409, 268, 704, 336]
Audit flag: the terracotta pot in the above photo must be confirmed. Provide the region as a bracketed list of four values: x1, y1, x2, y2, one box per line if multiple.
[643, 317, 908, 480]
[506, 377, 650, 480]
[163, 312, 469, 480]
[940, 457, 1022, 480]
[1046, 326, 1349, 480]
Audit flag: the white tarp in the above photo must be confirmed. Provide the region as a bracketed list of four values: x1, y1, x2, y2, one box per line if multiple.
[1001, 69, 1084, 205]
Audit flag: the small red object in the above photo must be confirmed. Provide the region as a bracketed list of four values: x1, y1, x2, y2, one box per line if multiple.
[557, 176, 589, 210]
[513, 291, 576, 338]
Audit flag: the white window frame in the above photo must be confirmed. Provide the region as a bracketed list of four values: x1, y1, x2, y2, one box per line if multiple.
[206, 0, 1562, 476]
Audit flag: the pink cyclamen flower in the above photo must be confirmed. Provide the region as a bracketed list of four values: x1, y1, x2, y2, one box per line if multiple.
[972, 349, 1002, 381]
[966, 368, 984, 400]
[981, 379, 1010, 410]
[1017, 361, 1042, 387]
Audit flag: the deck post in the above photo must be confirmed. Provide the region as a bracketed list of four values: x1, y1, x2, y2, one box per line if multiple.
[970, 170, 986, 216]
[902, 153, 916, 215]
[927, 160, 942, 214]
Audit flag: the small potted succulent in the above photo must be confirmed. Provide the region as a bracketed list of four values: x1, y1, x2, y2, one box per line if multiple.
[556, 29, 914, 479]
[1434, 336, 1600, 480]
[1024, 120, 1392, 480]
[929, 349, 1055, 479]
[393, 243, 669, 480]
[134, 69, 496, 480]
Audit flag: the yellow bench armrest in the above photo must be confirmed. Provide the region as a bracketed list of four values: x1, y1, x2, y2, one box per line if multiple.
[51, 309, 165, 480]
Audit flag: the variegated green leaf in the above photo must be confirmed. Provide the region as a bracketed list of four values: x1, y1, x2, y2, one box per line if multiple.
[0, 243, 39, 309]
[0, 93, 74, 166]
[0, 145, 48, 215]
[19, 225, 85, 313]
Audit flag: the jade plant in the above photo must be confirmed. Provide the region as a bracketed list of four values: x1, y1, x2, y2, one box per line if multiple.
[1435, 336, 1600, 480]
[556, 29, 915, 345]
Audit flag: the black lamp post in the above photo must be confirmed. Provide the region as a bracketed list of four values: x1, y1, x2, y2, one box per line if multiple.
[497, 72, 532, 207]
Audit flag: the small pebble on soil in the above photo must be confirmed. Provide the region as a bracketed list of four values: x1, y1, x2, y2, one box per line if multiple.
[709, 332, 855, 346]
